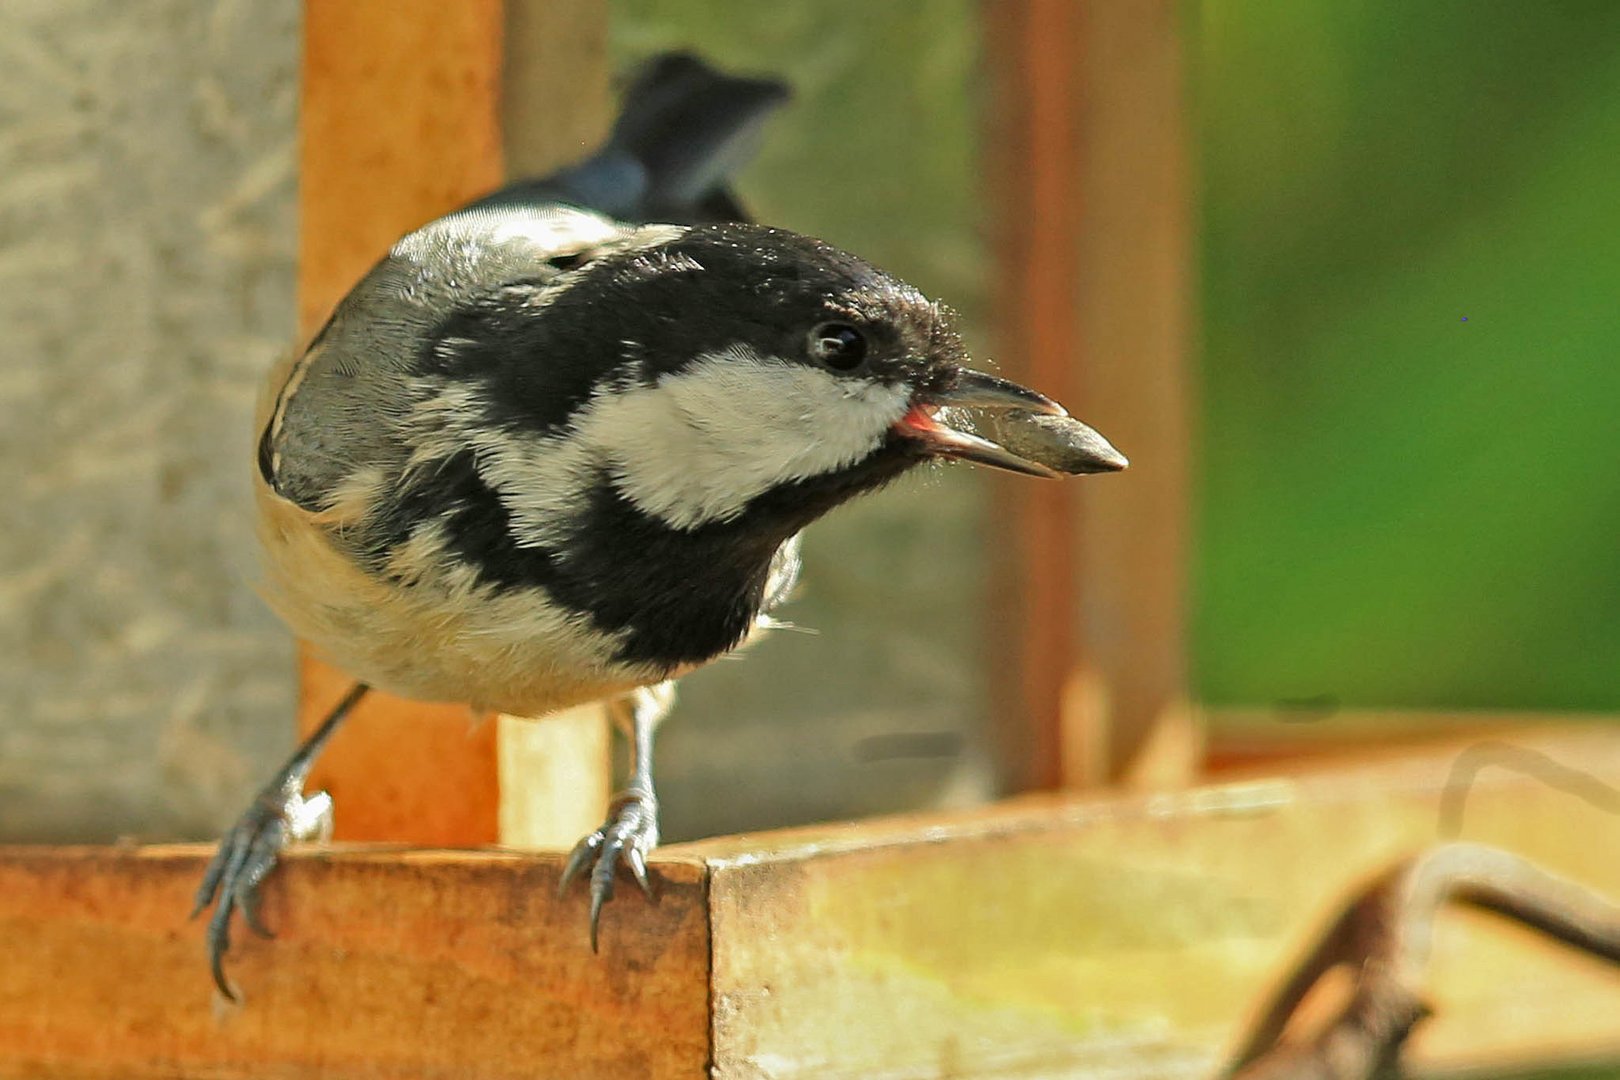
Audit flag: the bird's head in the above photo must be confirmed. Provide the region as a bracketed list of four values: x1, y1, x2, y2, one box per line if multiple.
[447, 221, 1125, 543]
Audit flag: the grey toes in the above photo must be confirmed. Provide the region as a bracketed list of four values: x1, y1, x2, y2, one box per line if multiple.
[559, 792, 660, 951]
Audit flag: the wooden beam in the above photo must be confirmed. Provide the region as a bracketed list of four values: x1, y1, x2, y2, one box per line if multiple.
[294, 1, 614, 849]
[983, 0, 1197, 792]
[1064, 0, 1198, 789]
[698, 729, 1620, 1077]
[299, 0, 505, 336]
[0, 846, 710, 1077]
[983, 0, 1085, 794]
[6, 730, 1619, 1076]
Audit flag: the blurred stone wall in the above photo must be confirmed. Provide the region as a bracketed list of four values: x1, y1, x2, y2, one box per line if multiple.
[0, 2, 300, 840]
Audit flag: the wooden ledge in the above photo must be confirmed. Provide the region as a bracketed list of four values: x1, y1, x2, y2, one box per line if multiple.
[6, 729, 1620, 1078]
[1, 845, 711, 1078]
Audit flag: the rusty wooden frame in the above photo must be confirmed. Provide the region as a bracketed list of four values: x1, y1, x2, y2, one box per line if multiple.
[4, 2, 1617, 1078]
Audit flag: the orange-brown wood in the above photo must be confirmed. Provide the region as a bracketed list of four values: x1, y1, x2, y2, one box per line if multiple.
[7, 730, 1615, 1078]
[0, 846, 710, 1078]
[292, 2, 618, 848]
[299, 0, 506, 336]
[984, 0, 1196, 792]
[983, 0, 1085, 795]
[296, 0, 508, 846]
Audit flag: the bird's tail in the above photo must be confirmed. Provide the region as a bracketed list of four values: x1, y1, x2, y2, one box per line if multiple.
[470, 52, 790, 224]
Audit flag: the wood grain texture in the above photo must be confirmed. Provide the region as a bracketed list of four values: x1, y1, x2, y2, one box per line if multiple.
[292, 1, 618, 849]
[7, 731, 1617, 1077]
[0, 846, 710, 1079]
[982, 0, 1197, 792]
[299, 0, 505, 334]
[498, 706, 612, 849]
[689, 728, 1620, 1078]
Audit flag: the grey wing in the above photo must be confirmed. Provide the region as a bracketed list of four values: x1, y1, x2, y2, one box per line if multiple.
[260, 204, 635, 513]
[258, 262, 434, 512]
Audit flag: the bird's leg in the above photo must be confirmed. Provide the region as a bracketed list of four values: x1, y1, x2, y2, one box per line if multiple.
[560, 681, 674, 951]
[191, 681, 369, 1000]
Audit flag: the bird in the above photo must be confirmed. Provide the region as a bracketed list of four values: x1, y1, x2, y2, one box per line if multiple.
[193, 53, 1127, 999]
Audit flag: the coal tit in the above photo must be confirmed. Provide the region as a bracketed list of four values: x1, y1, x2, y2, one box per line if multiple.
[194, 54, 1126, 998]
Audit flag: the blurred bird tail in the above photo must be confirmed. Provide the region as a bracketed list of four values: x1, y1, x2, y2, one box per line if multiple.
[472, 52, 790, 224]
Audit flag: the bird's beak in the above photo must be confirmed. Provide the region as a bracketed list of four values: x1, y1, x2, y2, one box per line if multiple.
[892, 369, 1129, 479]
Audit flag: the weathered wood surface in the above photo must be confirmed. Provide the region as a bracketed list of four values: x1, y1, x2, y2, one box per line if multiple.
[692, 728, 1620, 1078]
[0, 846, 711, 1079]
[1061, 0, 1199, 790]
[3, 730, 1617, 1077]
[299, 0, 506, 333]
[983, 0, 1086, 794]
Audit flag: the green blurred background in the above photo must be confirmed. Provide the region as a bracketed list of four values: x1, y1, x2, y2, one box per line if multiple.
[1195, 1, 1620, 714]
[608, 0, 1620, 839]
[618, 0, 1620, 780]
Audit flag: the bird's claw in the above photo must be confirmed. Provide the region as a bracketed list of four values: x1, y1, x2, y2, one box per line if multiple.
[559, 789, 660, 951]
[191, 786, 332, 1001]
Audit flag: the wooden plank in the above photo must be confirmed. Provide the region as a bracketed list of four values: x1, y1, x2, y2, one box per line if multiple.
[299, 0, 506, 335]
[6, 731, 1617, 1077]
[1063, 0, 1199, 789]
[982, 0, 1198, 792]
[503, 0, 611, 178]
[982, 0, 1085, 794]
[0, 846, 711, 1079]
[293, 1, 617, 849]
[694, 728, 1620, 1078]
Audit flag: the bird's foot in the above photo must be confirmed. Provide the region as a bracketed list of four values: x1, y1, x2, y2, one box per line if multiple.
[560, 787, 660, 951]
[191, 783, 333, 1000]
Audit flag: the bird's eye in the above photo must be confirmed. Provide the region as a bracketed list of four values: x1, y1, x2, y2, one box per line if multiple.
[808, 323, 868, 371]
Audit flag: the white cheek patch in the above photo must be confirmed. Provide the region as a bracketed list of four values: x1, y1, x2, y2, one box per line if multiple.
[587, 348, 911, 530]
[406, 348, 911, 542]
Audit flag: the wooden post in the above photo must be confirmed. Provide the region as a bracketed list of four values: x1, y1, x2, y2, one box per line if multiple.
[984, 0, 1085, 795]
[296, 1, 611, 848]
[984, 0, 1198, 792]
